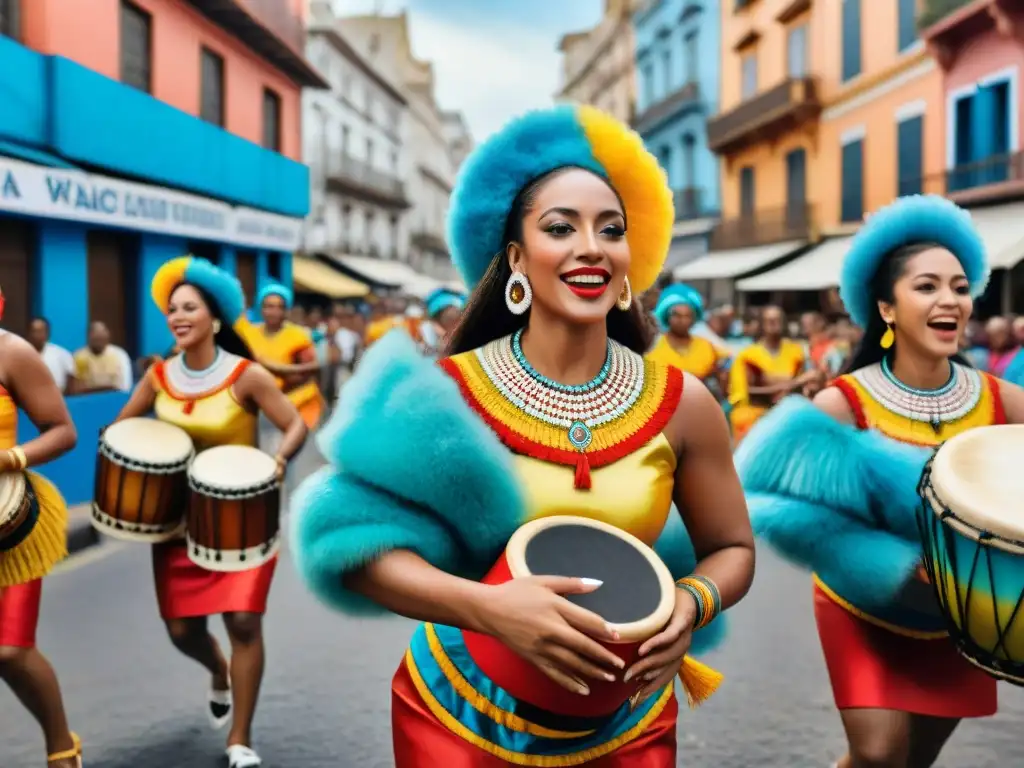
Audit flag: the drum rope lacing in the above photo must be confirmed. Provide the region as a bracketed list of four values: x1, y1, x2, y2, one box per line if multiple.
[853, 359, 982, 432]
[917, 455, 1024, 686]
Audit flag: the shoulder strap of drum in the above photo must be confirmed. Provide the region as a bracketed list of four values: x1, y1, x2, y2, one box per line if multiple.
[983, 372, 1008, 425]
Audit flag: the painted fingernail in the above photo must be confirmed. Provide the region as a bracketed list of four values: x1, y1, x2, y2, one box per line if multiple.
[644, 671, 658, 681]
[580, 578, 603, 587]
[603, 672, 616, 682]
[577, 683, 590, 695]
[623, 671, 633, 682]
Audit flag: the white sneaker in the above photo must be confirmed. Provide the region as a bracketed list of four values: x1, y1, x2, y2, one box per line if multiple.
[226, 744, 262, 768]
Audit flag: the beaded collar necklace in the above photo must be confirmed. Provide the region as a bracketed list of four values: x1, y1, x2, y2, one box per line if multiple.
[850, 357, 982, 433]
[440, 330, 682, 490]
[165, 348, 242, 396]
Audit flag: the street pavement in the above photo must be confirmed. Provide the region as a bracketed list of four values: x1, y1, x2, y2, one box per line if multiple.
[4, 452, 1024, 765]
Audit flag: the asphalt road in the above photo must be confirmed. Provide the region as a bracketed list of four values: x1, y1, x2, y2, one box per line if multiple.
[3, 449, 1024, 765]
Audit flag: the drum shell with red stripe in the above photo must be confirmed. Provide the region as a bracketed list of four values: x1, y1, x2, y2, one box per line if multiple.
[461, 515, 676, 718]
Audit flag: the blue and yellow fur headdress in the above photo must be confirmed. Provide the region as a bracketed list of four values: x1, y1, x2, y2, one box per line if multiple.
[150, 255, 246, 326]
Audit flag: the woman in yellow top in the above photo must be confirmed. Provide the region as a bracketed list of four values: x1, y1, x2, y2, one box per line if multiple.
[238, 283, 324, 431]
[115, 257, 306, 768]
[0, 306, 81, 766]
[290, 105, 755, 766]
[646, 284, 723, 383]
[727, 305, 818, 444]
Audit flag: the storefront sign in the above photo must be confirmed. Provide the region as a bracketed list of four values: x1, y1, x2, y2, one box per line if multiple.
[0, 156, 303, 251]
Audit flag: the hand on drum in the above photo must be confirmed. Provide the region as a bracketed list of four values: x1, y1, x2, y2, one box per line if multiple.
[624, 588, 697, 705]
[478, 576, 626, 696]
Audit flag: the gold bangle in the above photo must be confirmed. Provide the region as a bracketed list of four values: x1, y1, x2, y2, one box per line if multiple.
[274, 454, 286, 467]
[12, 447, 26, 471]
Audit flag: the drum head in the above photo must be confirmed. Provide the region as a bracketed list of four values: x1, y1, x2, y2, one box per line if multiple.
[104, 418, 193, 465]
[930, 424, 1024, 544]
[507, 516, 676, 641]
[189, 446, 277, 491]
[0, 471, 26, 523]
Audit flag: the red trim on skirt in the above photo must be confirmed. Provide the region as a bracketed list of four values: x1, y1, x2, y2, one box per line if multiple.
[813, 582, 997, 717]
[390, 658, 678, 768]
[152, 542, 277, 620]
[0, 579, 42, 648]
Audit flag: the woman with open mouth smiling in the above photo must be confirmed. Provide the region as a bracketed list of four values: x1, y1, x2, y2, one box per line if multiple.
[290, 105, 755, 766]
[737, 195, 1024, 768]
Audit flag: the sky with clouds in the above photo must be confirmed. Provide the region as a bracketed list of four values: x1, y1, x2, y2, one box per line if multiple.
[336, 0, 604, 142]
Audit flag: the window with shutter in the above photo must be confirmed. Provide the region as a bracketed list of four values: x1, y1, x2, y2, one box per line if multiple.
[0, 217, 33, 339]
[897, 116, 923, 197]
[841, 0, 861, 82]
[740, 167, 755, 217]
[787, 25, 807, 78]
[897, 0, 917, 52]
[87, 230, 137, 354]
[840, 139, 864, 223]
[200, 48, 225, 127]
[262, 88, 282, 152]
[120, 1, 152, 93]
[0, 0, 19, 40]
[236, 250, 258, 308]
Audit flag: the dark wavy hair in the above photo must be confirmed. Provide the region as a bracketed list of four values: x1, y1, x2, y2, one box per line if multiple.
[170, 281, 254, 361]
[446, 167, 653, 356]
[843, 241, 971, 374]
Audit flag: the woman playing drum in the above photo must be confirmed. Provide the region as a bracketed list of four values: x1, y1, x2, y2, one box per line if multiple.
[290, 106, 755, 766]
[737, 195, 1024, 768]
[113, 257, 306, 768]
[0, 305, 80, 766]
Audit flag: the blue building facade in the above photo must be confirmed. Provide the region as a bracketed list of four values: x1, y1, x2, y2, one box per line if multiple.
[0, 32, 319, 504]
[633, 0, 720, 268]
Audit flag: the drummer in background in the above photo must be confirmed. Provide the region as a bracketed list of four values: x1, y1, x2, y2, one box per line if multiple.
[646, 283, 726, 387]
[418, 287, 465, 357]
[113, 257, 306, 768]
[290, 106, 755, 765]
[0, 312, 81, 766]
[736, 195, 1024, 768]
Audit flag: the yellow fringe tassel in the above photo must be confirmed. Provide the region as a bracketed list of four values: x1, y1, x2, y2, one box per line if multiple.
[0, 472, 68, 588]
[678, 656, 723, 709]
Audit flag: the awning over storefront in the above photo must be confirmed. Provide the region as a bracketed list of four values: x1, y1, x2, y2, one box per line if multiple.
[331, 254, 444, 298]
[737, 237, 852, 292]
[672, 240, 805, 281]
[969, 202, 1024, 270]
[292, 257, 369, 299]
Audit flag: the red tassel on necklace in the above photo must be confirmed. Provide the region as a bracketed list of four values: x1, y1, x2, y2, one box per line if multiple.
[183, 400, 195, 415]
[574, 453, 592, 490]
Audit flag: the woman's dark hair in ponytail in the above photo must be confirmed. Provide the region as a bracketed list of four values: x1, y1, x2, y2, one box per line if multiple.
[842, 241, 972, 374]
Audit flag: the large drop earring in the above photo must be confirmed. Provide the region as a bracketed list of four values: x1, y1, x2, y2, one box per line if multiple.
[616, 276, 632, 311]
[505, 271, 532, 315]
[213, 319, 222, 334]
[880, 322, 894, 350]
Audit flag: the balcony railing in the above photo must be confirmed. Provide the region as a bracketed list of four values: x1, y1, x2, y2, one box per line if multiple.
[710, 204, 814, 251]
[707, 78, 821, 155]
[673, 187, 715, 221]
[411, 230, 449, 255]
[934, 151, 1024, 206]
[633, 81, 701, 134]
[324, 154, 409, 209]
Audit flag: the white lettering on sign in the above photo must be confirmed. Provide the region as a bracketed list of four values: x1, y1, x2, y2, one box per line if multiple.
[0, 157, 302, 251]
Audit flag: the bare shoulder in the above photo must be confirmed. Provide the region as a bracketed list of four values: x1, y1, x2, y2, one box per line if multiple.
[666, 370, 729, 454]
[238, 360, 277, 388]
[0, 333, 48, 372]
[996, 377, 1024, 424]
[812, 384, 857, 425]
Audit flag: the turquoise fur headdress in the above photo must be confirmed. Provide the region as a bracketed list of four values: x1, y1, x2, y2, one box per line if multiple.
[150, 255, 245, 325]
[654, 283, 704, 330]
[840, 195, 989, 328]
[446, 104, 674, 293]
[425, 288, 465, 318]
[257, 282, 294, 310]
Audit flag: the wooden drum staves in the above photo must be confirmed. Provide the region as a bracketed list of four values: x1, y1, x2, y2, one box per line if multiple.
[462, 515, 677, 719]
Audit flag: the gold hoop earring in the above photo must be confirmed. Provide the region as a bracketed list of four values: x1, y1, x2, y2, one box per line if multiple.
[616, 276, 632, 311]
[880, 322, 894, 350]
[213, 319, 222, 334]
[505, 272, 532, 315]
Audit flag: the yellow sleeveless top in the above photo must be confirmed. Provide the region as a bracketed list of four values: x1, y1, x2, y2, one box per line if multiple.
[237, 318, 320, 410]
[440, 339, 682, 546]
[645, 335, 720, 381]
[0, 386, 16, 450]
[150, 352, 257, 451]
[728, 339, 806, 407]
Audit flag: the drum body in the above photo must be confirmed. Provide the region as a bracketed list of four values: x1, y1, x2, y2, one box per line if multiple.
[93, 418, 193, 542]
[918, 425, 1024, 686]
[462, 515, 676, 718]
[0, 472, 36, 552]
[186, 445, 280, 572]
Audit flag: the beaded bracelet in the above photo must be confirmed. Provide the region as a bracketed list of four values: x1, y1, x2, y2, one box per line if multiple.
[676, 575, 722, 629]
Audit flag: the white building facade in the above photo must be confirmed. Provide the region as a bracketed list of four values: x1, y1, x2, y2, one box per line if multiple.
[303, 4, 410, 263]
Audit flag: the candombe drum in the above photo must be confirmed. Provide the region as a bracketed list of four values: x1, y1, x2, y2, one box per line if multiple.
[462, 515, 677, 718]
[0, 472, 38, 553]
[186, 445, 281, 572]
[93, 418, 194, 542]
[917, 424, 1024, 685]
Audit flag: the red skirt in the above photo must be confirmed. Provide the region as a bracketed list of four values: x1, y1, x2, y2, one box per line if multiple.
[0, 578, 42, 648]
[814, 582, 997, 717]
[152, 542, 277, 620]
[391, 659, 678, 768]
